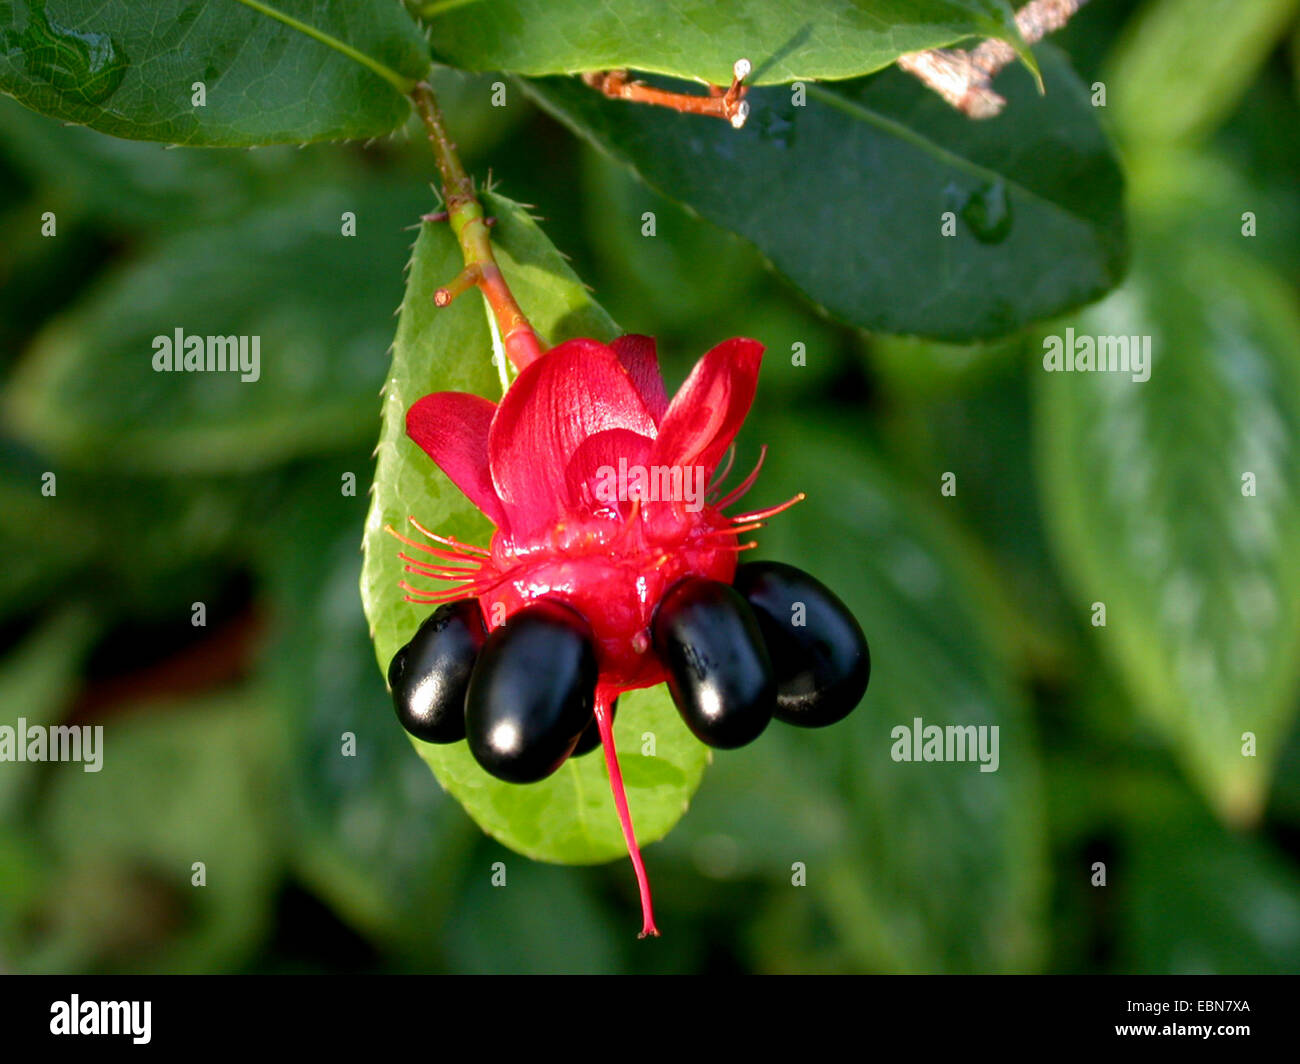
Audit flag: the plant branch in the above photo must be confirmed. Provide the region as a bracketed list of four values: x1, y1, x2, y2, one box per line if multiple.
[897, 0, 1089, 118]
[410, 81, 543, 372]
[582, 59, 752, 128]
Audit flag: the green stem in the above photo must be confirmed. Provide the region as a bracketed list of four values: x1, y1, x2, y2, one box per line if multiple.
[410, 82, 543, 373]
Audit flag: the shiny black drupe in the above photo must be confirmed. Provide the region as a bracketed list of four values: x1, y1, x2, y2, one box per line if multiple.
[465, 599, 598, 783]
[388, 598, 487, 743]
[733, 561, 869, 727]
[652, 577, 775, 749]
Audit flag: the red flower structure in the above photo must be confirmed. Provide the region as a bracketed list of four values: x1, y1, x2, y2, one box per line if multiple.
[403, 336, 789, 683]
[394, 87, 866, 941]
[389, 335, 802, 936]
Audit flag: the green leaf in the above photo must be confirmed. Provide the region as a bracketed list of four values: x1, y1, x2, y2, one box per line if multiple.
[424, 0, 1026, 87]
[1036, 235, 1300, 825]
[652, 728, 852, 879]
[1121, 792, 1300, 973]
[33, 689, 282, 972]
[258, 467, 477, 952]
[868, 332, 1021, 400]
[1107, 0, 1300, 148]
[0, 0, 430, 145]
[4, 182, 435, 473]
[1270, 712, 1300, 825]
[1122, 147, 1300, 289]
[442, 853, 624, 973]
[578, 145, 761, 330]
[0, 825, 48, 949]
[0, 446, 96, 620]
[0, 94, 314, 229]
[753, 414, 1046, 972]
[1295, 24, 1300, 102]
[525, 44, 1127, 341]
[0, 442, 250, 621]
[0, 607, 95, 818]
[360, 191, 710, 865]
[874, 347, 1076, 666]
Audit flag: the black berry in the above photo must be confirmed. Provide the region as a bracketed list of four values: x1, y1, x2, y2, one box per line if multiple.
[572, 697, 618, 757]
[651, 578, 775, 749]
[733, 561, 869, 727]
[388, 598, 487, 743]
[465, 599, 598, 783]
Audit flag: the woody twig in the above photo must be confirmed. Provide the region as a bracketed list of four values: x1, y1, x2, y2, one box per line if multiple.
[582, 58, 752, 128]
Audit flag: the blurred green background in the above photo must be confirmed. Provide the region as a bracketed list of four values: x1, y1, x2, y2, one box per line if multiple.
[3, 0, 1300, 973]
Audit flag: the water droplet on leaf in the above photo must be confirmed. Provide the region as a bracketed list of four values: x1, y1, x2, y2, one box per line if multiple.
[960, 181, 1013, 244]
[11, 0, 129, 106]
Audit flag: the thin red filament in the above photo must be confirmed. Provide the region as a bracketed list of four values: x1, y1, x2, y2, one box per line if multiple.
[385, 524, 484, 563]
[707, 444, 737, 495]
[714, 444, 768, 510]
[407, 517, 491, 556]
[727, 492, 806, 524]
[398, 553, 482, 577]
[593, 688, 659, 938]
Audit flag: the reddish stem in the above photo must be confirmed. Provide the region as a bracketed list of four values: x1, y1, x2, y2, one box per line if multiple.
[410, 81, 544, 373]
[594, 687, 659, 938]
[582, 58, 752, 129]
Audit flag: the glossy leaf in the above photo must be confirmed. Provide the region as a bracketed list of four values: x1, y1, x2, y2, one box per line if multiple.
[753, 414, 1046, 972]
[360, 192, 710, 865]
[0, 0, 430, 145]
[525, 45, 1126, 341]
[4, 183, 435, 472]
[1036, 235, 1300, 825]
[424, 0, 1027, 86]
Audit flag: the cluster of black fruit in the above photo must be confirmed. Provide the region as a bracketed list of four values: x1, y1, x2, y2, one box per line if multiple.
[388, 561, 871, 784]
